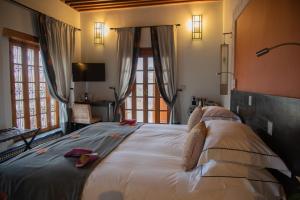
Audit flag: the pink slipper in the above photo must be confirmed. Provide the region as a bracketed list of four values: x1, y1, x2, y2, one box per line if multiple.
[64, 148, 93, 158]
[120, 119, 137, 126]
[75, 153, 99, 168]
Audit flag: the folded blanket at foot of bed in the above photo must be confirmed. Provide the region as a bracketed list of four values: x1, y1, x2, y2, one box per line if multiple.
[0, 122, 143, 200]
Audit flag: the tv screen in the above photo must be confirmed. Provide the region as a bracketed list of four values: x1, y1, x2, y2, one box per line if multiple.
[72, 63, 105, 82]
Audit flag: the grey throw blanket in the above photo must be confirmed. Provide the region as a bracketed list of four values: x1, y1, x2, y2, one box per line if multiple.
[0, 122, 142, 200]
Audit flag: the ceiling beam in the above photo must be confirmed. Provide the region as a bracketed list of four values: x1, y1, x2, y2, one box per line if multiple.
[65, 0, 141, 4]
[70, 0, 167, 7]
[70, 0, 212, 8]
[64, 0, 220, 12]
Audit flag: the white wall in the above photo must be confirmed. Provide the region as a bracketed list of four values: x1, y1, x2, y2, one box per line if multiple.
[79, 2, 223, 123]
[15, 0, 82, 62]
[15, 0, 80, 28]
[0, 0, 80, 129]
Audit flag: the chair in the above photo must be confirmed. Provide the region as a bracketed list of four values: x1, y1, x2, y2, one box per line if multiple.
[72, 103, 101, 125]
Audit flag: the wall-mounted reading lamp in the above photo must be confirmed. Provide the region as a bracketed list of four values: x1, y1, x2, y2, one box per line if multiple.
[256, 42, 300, 57]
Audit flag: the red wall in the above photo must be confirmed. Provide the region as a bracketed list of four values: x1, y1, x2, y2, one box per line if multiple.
[235, 0, 300, 98]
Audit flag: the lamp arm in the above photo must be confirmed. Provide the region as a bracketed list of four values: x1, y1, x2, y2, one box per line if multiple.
[269, 42, 300, 50]
[256, 42, 300, 57]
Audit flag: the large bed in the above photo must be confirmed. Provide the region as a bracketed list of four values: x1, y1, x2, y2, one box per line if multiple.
[1, 90, 299, 200]
[82, 123, 284, 200]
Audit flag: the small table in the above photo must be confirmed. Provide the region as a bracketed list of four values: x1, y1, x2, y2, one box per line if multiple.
[0, 128, 40, 151]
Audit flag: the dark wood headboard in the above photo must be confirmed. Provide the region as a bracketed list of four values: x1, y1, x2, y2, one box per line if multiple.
[230, 90, 300, 177]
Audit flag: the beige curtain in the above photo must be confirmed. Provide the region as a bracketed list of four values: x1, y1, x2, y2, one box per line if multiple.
[35, 14, 75, 132]
[151, 25, 178, 124]
[113, 28, 141, 121]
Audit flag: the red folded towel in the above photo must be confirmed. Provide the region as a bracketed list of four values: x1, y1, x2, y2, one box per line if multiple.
[120, 119, 137, 126]
[64, 148, 93, 158]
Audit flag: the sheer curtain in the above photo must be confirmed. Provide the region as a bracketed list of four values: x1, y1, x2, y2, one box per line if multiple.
[151, 25, 178, 124]
[113, 28, 141, 121]
[35, 14, 75, 132]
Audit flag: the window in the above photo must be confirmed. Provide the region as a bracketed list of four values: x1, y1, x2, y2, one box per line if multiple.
[10, 39, 59, 131]
[123, 48, 169, 124]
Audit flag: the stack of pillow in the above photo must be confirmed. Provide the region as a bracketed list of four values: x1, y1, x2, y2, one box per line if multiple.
[182, 106, 291, 196]
[183, 106, 243, 171]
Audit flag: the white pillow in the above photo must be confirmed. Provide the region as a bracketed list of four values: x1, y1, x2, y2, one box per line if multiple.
[198, 120, 291, 177]
[187, 106, 203, 131]
[183, 122, 207, 171]
[196, 160, 285, 199]
[201, 106, 241, 122]
[201, 160, 281, 185]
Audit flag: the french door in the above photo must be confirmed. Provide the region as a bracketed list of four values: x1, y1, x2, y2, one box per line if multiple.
[10, 39, 59, 131]
[123, 48, 169, 124]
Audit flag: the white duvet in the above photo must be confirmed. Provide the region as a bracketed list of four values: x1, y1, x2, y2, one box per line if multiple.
[82, 124, 285, 200]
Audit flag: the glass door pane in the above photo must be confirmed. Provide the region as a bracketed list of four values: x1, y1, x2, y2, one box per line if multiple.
[160, 111, 168, 124]
[148, 111, 155, 123]
[136, 84, 143, 97]
[148, 98, 155, 110]
[137, 111, 143, 122]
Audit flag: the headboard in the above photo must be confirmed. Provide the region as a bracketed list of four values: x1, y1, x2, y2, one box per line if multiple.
[230, 90, 300, 177]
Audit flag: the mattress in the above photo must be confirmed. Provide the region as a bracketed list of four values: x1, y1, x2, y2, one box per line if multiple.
[82, 124, 284, 200]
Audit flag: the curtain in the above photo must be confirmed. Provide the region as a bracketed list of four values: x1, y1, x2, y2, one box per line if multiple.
[113, 28, 141, 121]
[35, 14, 75, 132]
[151, 25, 178, 124]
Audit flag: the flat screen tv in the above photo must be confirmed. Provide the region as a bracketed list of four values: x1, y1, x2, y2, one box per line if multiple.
[72, 63, 105, 82]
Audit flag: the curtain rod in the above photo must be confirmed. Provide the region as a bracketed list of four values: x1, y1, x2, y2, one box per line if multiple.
[110, 24, 180, 30]
[8, 0, 81, 31]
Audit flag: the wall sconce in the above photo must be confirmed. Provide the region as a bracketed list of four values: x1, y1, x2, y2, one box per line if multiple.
[192, 15, 202, 40]
[94, 22, 104, 45]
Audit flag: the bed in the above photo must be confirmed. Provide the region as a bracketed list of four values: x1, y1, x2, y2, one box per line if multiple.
[81, 123, 284, 200]
[1, 90, 298, 200]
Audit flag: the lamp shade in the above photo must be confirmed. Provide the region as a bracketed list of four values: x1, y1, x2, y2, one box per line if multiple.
[192, 15, 202, 40]
[256, 48, 269, 57]
[94, 22, 104, 45]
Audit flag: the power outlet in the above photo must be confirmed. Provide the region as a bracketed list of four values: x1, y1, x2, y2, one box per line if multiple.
[248, 96, 252, 106]
[232, 79, 236, 89]
[179, 84, 186, 90]
[267, 120, 273, 136]
[236, 105, 239, 114]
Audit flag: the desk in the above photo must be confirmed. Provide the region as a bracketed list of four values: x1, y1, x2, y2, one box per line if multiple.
[0, 128, 39, 151]
[74, 100, 115, 122]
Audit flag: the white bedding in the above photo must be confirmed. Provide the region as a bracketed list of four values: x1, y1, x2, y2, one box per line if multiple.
[82, 124, 284, 200]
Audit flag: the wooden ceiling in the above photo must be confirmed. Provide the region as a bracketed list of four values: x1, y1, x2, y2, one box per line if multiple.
[62, 0, 218, 12]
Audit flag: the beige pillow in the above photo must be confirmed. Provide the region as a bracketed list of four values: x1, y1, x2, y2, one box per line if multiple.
[201, 106, 240, 122]
[183, 122, 207, 171]
[187, 106, 203, 131]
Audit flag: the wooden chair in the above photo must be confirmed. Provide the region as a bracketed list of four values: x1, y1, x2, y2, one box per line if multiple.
[71, 103, 101, 125]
